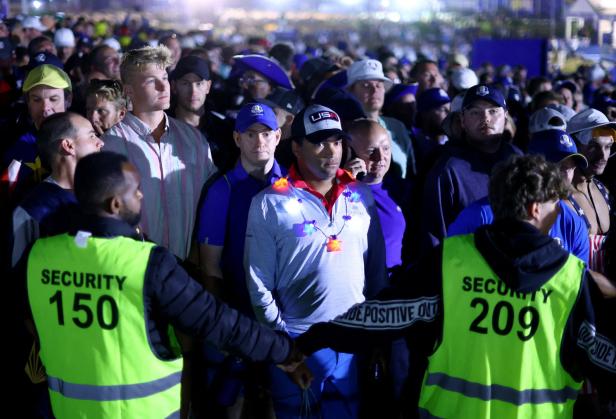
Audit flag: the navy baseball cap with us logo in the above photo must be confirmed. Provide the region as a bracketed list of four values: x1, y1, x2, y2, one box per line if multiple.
[235, 102, 279, 133]
[291, 104, 349, 143]
[462, 84, 507, 110]
[528, 129, 588, 168]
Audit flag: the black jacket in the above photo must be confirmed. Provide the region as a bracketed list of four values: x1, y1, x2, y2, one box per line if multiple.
[23, 214, 294, 365]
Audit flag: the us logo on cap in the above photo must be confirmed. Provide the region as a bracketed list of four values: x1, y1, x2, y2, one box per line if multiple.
[309, 110, 339, 124]
[250, 104, 264, 115]
[477, 86, 489, 96]
[367, 61, 379, 71]
[560, 134, 573, 147]
[35, 53, 46, 63]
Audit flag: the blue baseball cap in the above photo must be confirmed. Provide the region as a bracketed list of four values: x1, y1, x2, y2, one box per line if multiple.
[384, 83, 418, 107]
[293, 53, 308, 70]
[528, 129, 588, 168]
[27, 51, 64, 70]
[416, 88, 451, 113]
[235, 102, 278, 133]
[462, 84, 507, 110]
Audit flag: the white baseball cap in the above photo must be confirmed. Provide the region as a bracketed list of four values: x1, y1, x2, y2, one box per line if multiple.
[346, 59, 393, 90]
[546, 103, 576, 122]
[567, 108, 616, 145]
[54, 28, 75, 48]
[22, 16, 46, 32]
[450, 68, 478, 91]
[102, 37, 121, 52]
[529, 107, 567, 134]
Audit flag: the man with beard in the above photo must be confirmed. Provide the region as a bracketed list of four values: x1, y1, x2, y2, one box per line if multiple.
[245, 104, 387, 419]
[420, 84, 520, 249]
[23, 151, 306, 419]
[447, 128, 590, 265]
[169, 55, 211, 129]
[103, 46, 217, 260]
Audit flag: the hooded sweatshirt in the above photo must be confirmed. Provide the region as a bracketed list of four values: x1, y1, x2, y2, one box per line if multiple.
[296, 218, 616, 406]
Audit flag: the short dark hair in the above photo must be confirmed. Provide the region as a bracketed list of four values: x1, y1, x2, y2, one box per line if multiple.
[526, 76, 551, 98]
[27, 35, 53, 56]
[74, 151, 129, 215]
[530, 90, 562, 112]
[90, 44, 114, 73]
[410, 59, 438, 80]
[37, 112, 78, 169]
[269, 43, 295, 72]
[490, 154, 567, 221]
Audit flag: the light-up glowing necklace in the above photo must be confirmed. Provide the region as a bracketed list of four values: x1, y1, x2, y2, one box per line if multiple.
[273, 177, 362, 253]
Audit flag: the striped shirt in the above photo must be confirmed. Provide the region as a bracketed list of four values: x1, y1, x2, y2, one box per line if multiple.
[103, 112, 217, 259]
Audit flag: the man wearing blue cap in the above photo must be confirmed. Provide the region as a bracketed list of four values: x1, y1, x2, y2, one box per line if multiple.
[245, 104, 387, 419]
[413, 87, 451, 164]
[448, 129, 590, 267]
[195, 102, 284, 416]
[420, 84, 521, 248]
[198, 102, 282, 315]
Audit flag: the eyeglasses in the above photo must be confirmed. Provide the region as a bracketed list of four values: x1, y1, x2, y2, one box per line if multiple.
[89, 79, 123, 91]
[240, 77, 269, 86]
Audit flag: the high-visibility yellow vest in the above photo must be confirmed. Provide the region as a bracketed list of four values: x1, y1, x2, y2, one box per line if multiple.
[28, 232, 183, 418]
[419, 234, 584, 419]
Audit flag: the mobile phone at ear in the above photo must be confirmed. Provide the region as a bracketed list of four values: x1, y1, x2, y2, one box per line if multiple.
[342, 142, 365, 181]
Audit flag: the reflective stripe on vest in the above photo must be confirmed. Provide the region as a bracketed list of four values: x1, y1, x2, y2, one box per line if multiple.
[419, 234, 584, 419]
[47, 371, 182, 401]
[28, 233, 183, 418]
[424, 373, 579, 405]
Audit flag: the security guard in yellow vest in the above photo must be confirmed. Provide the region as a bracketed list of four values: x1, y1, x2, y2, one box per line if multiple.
[295, 154, 616, 418]
[25, 151, 305, 419]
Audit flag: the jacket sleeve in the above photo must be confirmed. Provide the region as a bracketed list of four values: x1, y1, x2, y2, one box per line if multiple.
[244, 195, 288, 332]
[296, 249, 443, 356]
[145, 246, 292, 364]
[420, 158, 457, 247]
[561, 269, 616, 396]
[447, 199, 490, 237]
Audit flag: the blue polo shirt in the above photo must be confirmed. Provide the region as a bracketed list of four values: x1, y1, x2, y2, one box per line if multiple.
[197, 159, 285, 315]
[447, 197, 590, 264]
[368, 182, 405, 269]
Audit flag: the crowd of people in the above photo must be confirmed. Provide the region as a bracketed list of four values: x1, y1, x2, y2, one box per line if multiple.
[2, 11, 616, 419]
